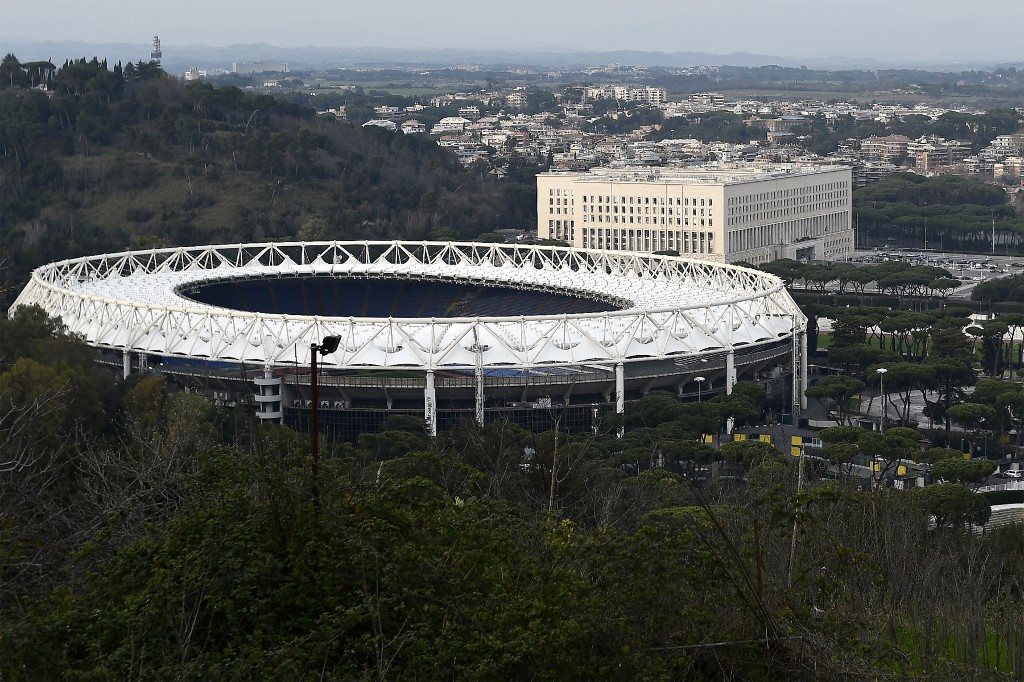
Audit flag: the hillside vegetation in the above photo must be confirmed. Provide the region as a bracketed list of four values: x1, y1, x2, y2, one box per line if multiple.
[0, 55, 537, 307]
[2, 307, 1024, 680]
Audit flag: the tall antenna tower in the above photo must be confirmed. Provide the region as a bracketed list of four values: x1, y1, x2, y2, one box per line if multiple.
[151, 35, 162, 64]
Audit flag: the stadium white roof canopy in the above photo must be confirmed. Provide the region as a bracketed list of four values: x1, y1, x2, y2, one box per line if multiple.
[14, 241, 806, 369]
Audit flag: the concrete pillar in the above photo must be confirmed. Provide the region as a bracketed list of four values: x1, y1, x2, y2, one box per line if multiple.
[725, 348, 737, 434]
[614, 362, 625, 415]
[474, 344, 485, 427]
[799, 330, 808, 411]
[424, 370, 437, 436]
[122, 350, 131, 379]
[726, 348, 735, 395]
[791, 320, 799, 422]
[615, 362, 625, 438]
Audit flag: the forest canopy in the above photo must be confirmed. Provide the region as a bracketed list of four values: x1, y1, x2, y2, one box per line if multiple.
[0, 54, 539, 309]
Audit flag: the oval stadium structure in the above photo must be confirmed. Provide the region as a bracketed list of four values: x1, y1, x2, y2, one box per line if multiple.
[13, 241, 808, 436]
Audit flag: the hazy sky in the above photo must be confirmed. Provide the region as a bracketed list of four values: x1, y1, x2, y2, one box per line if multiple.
[3, 0, 1021, 63]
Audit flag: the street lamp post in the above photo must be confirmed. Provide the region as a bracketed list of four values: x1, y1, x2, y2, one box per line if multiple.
[979, 417, 986, 458]
[923, 202, 928, 251]
[876, 367, 888, 433]
[992, 209, 997, 256]
[309, 335, 341, 508]
[695, 376, 706, 402]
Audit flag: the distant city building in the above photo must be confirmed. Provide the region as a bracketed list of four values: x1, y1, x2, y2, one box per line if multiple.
[907, 136, 972, 172]
[688, 92, 725, 106]
[184, 67, 206, 81]
[231, 61, 289, 75]
[767, 130, 796, 143]
[853, 161, 900, 188]
[362, 119, 398, 132]
[504, 90, 529, 109]
[372, 105, 402, 119]
[859, 135, 911, 163]
[150, 35, 162, 64]
[537, 163, 854, 265]
[747, 116, 807, 133]
[431, 117, 471, 135]
[401, 120, 426, 135]
[584, 85, 667, 106]
[989, 133, 1024, 157]
[994, 157, 1024, 180]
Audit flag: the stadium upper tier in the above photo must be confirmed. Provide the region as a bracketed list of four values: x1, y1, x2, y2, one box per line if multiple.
[13, 241, 806, 369]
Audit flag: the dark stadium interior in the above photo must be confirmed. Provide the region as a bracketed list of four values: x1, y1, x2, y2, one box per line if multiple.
[183, 276, 616, 317]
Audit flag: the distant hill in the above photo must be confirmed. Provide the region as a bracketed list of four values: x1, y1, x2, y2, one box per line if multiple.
[6, 38, 1021, 74]
[0, 56, 536, 309]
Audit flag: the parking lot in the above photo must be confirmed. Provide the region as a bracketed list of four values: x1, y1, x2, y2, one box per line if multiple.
[851, 248, 1024, 298]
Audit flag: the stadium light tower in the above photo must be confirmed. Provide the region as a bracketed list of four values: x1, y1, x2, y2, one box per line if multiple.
[310, 335, 341, 507]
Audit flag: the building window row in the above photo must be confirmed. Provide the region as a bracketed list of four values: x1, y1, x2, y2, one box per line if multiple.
[581, 227, 714, 254]
[579, 195, 713, 207]
[582, 213, 712, 227]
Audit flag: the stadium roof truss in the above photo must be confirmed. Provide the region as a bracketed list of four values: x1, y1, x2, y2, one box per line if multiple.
[14, 241, 807, 370]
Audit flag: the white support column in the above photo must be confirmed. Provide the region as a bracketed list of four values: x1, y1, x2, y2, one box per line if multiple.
[424, 370, 437, 437]
[614, 362, 625, 416]
[122, 350, 131, 379]
[792, 320, 800, 421]
[726, 349, 735, 395]
[799, 329, 808, 411]
[726, 348, 736, 434]
[615, 362, 625, 438]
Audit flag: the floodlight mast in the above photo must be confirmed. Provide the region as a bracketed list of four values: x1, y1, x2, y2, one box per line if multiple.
[310, 335, 341, 508]
[695, 376, 706, 402]
[876, 367, 888, 434]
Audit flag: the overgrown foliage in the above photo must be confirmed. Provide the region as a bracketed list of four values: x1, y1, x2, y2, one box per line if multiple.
[1, 310, 1023, 679]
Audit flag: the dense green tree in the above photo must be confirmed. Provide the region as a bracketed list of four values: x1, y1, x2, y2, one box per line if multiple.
[910, 483, 991, 527]
[805, 375, 865, 424]
[931, 456, 996, 487]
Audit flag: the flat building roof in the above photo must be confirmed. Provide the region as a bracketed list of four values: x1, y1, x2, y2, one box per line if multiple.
[539, 163, 849, 187]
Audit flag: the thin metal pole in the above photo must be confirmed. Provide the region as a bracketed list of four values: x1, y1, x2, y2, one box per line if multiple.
[992, 212, 996, 256]
[787, 445, 805, 588]
[310, 342, 320, 509]
[879, 371, 885, 433]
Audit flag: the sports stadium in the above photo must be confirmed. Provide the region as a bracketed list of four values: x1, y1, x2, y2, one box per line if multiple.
[13, 241, 808, 437]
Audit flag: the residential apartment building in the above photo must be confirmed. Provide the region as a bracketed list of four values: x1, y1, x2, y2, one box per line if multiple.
[907, 136, 972, 171]
[688, 92, 726, 106]
[989, 133, 1024, 157]
[583, 85, 667, 106]
[747, 116, 808, 133]
[537, 164, 854, 265]
[505, 91, 529, 109]
[994, 157, 1024, 180]
[859, 135, 911, 163]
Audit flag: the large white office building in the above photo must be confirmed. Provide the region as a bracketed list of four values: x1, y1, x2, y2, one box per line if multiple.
[537, 163, 854, 264]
